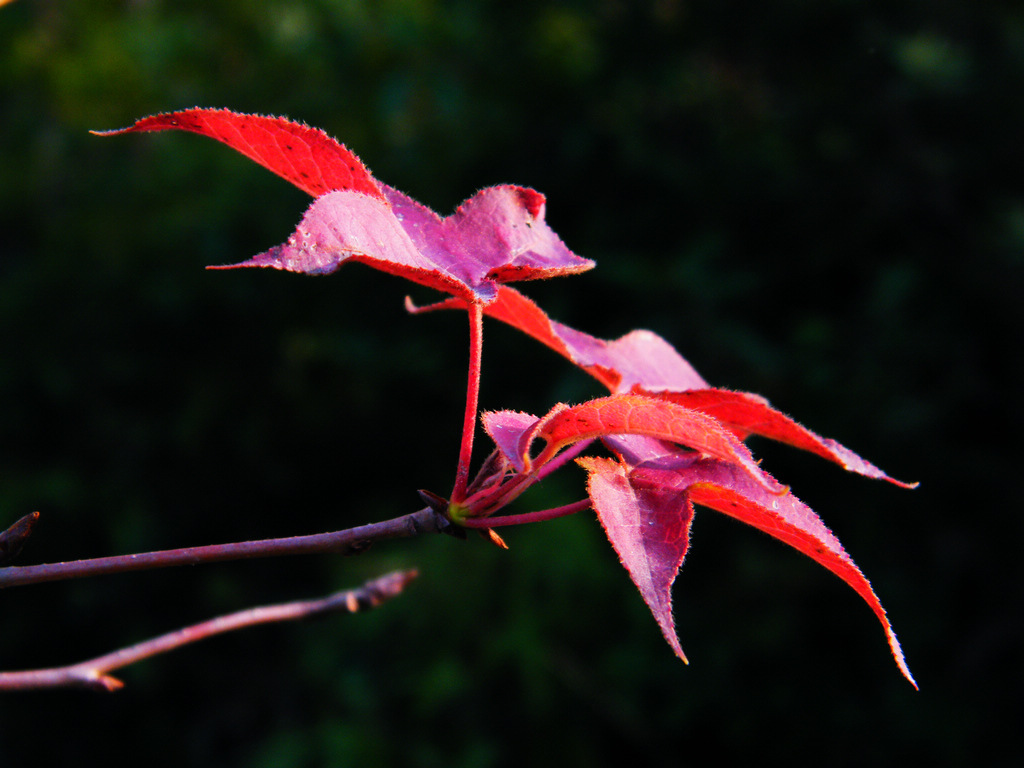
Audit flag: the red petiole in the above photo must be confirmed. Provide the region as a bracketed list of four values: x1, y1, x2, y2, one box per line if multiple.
[450, 301, 484, 504]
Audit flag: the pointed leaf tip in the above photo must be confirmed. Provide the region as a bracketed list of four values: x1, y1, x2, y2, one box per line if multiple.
[93, 108, 384, 200]
[642, 388, 918, 488]
[579, 456, 691, 663]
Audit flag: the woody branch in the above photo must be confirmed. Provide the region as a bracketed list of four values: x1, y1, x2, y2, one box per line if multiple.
[0, 569, 418, 692]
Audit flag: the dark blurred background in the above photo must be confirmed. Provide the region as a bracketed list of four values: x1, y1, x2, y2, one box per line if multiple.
[1, 1, 1019, 765]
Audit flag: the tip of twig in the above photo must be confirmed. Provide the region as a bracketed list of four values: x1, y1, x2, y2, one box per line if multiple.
[373, 568, 420, 598]
[0, 511, 41, 565]
[91, 674, 125, 693]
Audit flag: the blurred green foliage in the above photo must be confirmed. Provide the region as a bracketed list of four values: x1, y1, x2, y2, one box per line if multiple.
[1, 1, 1020, 766]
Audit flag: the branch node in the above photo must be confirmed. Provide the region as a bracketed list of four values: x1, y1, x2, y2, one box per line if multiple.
[346, 540, 372, 555]
[94, 674, 125, 693]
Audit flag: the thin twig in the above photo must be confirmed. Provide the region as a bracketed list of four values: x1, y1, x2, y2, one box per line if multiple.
[0, 507, 446, 590]
[0, 569, 419, 692]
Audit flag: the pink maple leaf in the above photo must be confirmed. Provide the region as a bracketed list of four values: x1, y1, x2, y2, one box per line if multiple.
[96, 109, 594, 303]
[584, 449, 917, 688]
[481, 401, 917, 687]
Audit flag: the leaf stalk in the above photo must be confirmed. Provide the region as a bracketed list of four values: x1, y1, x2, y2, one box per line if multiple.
[459, 499, 592, 528]
[451, 300, 485, 503]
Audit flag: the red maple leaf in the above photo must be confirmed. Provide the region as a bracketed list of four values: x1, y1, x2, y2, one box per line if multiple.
[580, 449, 916, 686]
[96, 109, 594, 303]
[481, 397, 917, 688]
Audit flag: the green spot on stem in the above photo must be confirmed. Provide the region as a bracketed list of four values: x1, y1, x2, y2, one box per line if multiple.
[447, 501, 471, 525]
